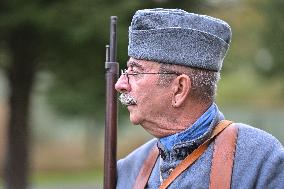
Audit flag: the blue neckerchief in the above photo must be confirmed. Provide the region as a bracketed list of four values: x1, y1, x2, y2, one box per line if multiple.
[160, 103, 217, 151]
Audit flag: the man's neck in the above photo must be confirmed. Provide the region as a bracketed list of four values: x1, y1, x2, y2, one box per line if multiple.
[141, 101, 213, 138]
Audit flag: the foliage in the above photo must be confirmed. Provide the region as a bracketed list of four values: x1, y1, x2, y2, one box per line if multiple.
[256, 0, 284, 77]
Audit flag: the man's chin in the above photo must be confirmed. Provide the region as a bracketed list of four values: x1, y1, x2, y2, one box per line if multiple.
[129, 115, 141, 125]
[129, 118, 140, 125]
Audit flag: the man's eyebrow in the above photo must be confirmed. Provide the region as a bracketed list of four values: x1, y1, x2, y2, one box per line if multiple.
[127, 60, 145, 71]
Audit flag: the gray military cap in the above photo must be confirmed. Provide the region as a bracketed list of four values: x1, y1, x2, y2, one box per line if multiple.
[128, 8, 232, 71]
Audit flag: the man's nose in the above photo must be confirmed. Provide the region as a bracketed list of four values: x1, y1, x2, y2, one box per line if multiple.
[115, 75, 131, 93]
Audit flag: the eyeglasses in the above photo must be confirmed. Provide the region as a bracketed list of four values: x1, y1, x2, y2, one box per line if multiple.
[121, 69, 180, 84]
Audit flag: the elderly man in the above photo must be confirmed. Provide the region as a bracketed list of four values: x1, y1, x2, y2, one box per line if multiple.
[115, 8, 284, 189]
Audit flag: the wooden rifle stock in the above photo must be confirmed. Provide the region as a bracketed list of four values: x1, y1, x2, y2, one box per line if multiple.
[104, 16, 118, 189]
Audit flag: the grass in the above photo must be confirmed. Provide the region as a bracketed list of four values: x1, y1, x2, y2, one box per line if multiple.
[0, 169, 103, 188]
[31, 168, 103, 185]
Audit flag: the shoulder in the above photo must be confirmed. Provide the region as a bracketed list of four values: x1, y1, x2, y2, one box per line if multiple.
[234, 123, 284, 159]
[116, 138, 157, 189]
[232, 123, 284, 188]
[118, 138, 158, 166]
[235, 123, 283, 150]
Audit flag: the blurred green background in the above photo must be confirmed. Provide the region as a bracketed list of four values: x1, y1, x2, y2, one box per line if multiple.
[0, 0, 283, 188]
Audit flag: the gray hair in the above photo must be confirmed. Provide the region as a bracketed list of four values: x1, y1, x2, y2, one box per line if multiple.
[157, 63, 220, 103]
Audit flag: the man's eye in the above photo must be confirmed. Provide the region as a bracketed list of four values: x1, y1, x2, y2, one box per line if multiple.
[132, 70, 140, 74]
[129, 72, 139, 77]
[129, 68, 140, 74]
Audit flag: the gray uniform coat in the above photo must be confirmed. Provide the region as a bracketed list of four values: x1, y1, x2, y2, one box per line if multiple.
[117, 122, 284, 189]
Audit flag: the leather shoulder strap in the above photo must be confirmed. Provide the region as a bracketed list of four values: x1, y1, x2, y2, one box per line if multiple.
[209, 124, 239, 189]
[132, 144, 159, 189]
[159, 120, 233, 189]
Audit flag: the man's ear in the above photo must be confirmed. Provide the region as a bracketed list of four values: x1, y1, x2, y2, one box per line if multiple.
[172, 74, 191, 107]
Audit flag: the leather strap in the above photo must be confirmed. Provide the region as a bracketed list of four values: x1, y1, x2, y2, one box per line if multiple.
[159, 120, 233, 189]
[132, 145, 160, 189]
[209, 124, 238, 189]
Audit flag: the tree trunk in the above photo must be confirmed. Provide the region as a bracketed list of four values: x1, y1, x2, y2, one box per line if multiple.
[4, 24, 38, 189]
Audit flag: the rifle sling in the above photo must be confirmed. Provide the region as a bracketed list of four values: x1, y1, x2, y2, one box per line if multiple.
[133, 120, 237, 189]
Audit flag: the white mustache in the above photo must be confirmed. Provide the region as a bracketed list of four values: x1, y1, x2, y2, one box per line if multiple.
[119, 93, 137, 106]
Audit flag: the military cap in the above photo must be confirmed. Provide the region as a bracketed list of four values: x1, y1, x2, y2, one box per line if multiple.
[128, 8, 232, 71]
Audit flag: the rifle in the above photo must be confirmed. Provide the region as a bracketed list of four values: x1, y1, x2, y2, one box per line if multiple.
[104, 16, 118, 189]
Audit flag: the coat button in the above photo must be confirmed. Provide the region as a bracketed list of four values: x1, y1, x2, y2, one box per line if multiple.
[168, 168, 174, 175]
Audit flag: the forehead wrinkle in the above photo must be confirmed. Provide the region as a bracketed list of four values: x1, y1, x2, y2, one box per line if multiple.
[127, 60, 145, 71]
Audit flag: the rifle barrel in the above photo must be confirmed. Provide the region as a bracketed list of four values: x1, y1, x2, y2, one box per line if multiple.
[109, 16, 117, 62]
[104, 16, 118, 189]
